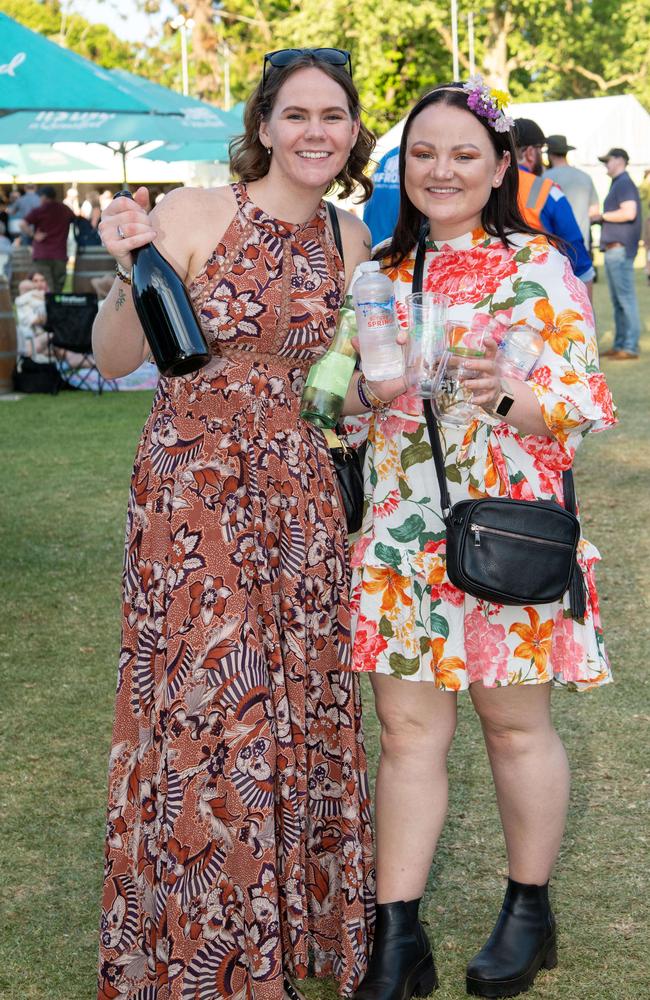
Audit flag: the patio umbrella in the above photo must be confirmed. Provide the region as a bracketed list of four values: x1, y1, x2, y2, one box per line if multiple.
[0, 108, 241, 183]
[0, 13, 157, 114]
[139, 141, 230, 163]
[108, 69, 242, 125]
[0, 62, 242, 181]
[0, 144, 100, 177]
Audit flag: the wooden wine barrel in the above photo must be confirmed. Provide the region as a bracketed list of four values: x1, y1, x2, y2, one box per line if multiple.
[0, 277, 17, 394]
[9, 245, 34, 298]
[74, 246, 115, 293]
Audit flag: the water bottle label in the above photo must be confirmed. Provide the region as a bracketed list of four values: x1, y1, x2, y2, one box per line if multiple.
[357, 298, 396, 331]
[305, 351, 356, 396]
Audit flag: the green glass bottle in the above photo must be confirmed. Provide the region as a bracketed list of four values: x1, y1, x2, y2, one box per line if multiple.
[300, 295, 358, 429]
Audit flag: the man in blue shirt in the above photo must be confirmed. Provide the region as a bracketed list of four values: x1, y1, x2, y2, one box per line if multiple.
[514, 119, 594, 298]
[592, 147, 641, 359]
[363, 147, 400, 247]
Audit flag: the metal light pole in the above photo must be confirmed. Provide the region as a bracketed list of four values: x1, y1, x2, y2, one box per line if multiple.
[468, 11, 475, 76]
[222, 43, 232, 111]
[170, 14, 195, 96]
[451, 0, 460, 81]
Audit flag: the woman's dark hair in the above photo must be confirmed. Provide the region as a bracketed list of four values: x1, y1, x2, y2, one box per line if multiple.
[384, 83, 548, 265]
[229, 53, 375, 201]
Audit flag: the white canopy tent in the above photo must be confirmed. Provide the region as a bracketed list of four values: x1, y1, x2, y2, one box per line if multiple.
[373, 94, 650, 193]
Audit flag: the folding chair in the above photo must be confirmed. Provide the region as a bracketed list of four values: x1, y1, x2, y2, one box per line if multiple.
[44, 292, 116, 393]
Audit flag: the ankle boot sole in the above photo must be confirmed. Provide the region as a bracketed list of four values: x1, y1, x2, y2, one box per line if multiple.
[465, 936, 557, 998]
[407, 952, 439, 997]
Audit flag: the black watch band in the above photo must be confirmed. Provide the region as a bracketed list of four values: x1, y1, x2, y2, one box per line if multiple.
[494, 389, 515, 417]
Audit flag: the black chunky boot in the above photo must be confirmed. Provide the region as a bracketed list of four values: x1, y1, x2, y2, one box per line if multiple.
[466, 879, 557, 998]
[353, 898, 439, 1000]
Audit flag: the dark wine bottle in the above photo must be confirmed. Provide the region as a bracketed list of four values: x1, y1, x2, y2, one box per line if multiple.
[115, 190, 210, 377]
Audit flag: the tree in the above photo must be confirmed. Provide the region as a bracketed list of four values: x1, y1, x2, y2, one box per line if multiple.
[465, 0, 650, 110]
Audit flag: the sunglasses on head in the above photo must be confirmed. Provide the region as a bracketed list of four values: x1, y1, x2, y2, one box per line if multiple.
[262, 48, 353, 92]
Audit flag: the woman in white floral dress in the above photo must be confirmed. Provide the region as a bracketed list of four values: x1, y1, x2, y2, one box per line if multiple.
[348, 82, 615, 1000]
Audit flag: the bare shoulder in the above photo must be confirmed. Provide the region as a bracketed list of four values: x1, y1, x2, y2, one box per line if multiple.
[152, 185, 235, 228]
[336, 207, 372, 248]
[151, 185, 238, 281]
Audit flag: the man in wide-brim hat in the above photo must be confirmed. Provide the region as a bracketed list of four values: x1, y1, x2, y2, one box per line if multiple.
[544, 135, 599, 253]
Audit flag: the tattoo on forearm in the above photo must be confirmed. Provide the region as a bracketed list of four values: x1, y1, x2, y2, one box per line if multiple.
[115, 288, 126, 311]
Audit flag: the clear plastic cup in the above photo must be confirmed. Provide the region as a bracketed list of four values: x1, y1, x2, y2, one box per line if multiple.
[432, 318, 488, 426]
[405, 291, 449, 397]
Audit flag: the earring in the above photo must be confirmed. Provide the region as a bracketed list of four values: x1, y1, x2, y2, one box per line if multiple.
[266, 146, 272, 156]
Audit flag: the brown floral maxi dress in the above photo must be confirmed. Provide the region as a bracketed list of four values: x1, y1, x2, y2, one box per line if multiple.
[99, 183, 375, 1000]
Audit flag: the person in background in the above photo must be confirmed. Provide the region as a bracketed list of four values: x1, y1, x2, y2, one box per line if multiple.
[74, 190, 103, 248]
[21, 186, 74, 293]
[7, 183, 41, 243]
[363, 146, 401, 245]
[0, 193, 9, 237]
[99, 189, 114, 211]
[0, 221, 12, 280]
[64, 185, 80, 214]
[514, 119, 594, 299]
[640, 167, 650, 282]
[348, 79, 615, 1000]
[14, 270, 49, 357]
[592, 147, 642, 360]
[544, 134, 599, 254]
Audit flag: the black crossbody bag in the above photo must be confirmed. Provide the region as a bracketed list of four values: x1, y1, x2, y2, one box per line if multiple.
[414, 233, 586, 619]
[324, 201, 364, 533]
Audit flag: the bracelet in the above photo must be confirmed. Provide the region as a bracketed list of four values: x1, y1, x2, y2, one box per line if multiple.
[115, 261, 132, 285]
[358, 374, 390, 414]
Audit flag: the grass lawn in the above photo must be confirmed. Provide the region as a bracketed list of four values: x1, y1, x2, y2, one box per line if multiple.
[1, 268, 649, 1000]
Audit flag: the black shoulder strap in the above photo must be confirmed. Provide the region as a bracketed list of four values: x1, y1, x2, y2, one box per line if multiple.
[414, 230, 453, 517]
[326, 201, 344, 264]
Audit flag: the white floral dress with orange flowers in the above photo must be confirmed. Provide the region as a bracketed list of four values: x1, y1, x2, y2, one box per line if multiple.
[347, 228, 616, 690]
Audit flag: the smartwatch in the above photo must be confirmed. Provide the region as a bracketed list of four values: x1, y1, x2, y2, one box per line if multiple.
[492, 387, 515, 418]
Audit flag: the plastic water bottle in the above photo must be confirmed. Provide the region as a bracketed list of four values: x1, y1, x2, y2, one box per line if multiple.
[497, 324, 545, 381]
[352, 261, 404, 382]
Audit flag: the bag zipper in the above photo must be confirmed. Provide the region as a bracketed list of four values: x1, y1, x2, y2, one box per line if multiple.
[470, 522, 573, 549]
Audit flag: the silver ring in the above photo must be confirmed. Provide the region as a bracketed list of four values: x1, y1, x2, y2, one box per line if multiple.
[117, 224, 125, 239]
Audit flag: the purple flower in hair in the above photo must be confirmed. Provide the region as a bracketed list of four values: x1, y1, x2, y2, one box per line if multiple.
[462, 75, 513, 133]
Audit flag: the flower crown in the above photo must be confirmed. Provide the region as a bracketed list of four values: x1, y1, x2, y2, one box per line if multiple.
[462, 75, 514, 133]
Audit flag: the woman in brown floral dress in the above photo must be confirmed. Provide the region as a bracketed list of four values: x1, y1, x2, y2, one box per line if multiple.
[93, 52, 404, 1000]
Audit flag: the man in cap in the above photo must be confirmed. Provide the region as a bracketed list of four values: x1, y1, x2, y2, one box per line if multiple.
[514, 119, 594, 296]
[592, 148, 641, 359]
[544, 135, 599, 251]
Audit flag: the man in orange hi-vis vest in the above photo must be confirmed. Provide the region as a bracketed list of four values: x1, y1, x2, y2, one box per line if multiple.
[514, 119, 594, 299]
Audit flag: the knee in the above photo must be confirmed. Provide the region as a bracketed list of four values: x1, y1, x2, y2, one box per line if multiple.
[479, 714, 552, 758]
[377, 704, 455, 763]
